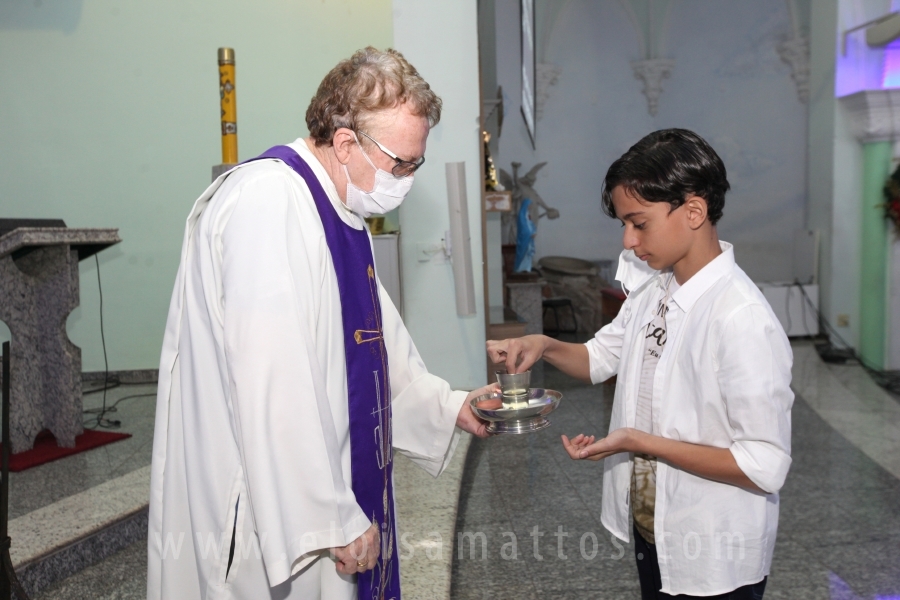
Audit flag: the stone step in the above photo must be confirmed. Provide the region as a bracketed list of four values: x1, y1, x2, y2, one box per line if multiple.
[11, 466, 149, 598]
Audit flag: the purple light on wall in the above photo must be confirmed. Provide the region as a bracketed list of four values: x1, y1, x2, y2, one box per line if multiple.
[883, 41, 900, 87]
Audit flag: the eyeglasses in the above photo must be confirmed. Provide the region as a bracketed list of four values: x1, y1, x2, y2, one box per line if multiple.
[358, 130, 425, 178]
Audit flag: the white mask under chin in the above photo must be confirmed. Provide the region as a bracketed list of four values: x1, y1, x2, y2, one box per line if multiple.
[615, 249, 657, 295]
[342, 141, 414, 218]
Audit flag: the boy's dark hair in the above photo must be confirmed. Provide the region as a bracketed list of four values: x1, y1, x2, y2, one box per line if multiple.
[601, 128, 730, 225]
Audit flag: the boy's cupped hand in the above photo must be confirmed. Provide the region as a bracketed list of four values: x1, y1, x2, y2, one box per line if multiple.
[561, 429, 634, 461]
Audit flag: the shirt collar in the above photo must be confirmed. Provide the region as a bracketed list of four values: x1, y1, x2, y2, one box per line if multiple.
[670, 241, 735, 312]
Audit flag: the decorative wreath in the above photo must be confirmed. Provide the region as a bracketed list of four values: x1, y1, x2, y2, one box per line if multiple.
[884, 164, 900, 235]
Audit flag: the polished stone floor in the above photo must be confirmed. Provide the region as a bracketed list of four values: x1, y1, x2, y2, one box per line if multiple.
[12, 383, 157, 599]
[20, 339, 900, 599]
[450, 342, 900, 600]
[33, 538, 147, 600]
[10, 382, 157, 520]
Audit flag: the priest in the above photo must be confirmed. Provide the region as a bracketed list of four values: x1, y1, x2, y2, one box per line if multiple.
[147, 47, 492, 600]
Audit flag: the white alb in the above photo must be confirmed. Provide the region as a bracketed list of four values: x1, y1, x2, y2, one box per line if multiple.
[147, 139, 466, 600]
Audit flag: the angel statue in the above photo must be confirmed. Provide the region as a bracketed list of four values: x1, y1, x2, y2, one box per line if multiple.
[498, 162, 560, 271]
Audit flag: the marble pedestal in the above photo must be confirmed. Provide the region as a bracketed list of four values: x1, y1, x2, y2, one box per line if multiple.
[505, 281, 546, 381]
[506, 281, 544, 336]
[0, 227, 120, 453]
[211, 163, 237, 181]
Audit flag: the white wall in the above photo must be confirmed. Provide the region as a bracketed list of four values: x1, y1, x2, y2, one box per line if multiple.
[0, 0, 393, 370]
[479, 0, 506, 312]
[393, 0, 487, 389]
[808, 0, 839, 341]
[491, 0, 809, 283]
[808, 0, 896, 351]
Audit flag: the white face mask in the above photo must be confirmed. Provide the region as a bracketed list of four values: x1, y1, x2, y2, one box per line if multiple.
[615, 249, 657, 295]
[342, 136, 414, 218]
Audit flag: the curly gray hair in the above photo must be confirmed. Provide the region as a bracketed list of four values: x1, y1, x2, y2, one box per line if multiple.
[306, 47, 442, 146]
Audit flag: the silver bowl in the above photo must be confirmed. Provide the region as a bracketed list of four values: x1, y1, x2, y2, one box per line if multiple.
[469, 388, 563, 435]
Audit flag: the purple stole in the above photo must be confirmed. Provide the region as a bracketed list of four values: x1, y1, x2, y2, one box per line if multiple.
[243, 146, 399, 600]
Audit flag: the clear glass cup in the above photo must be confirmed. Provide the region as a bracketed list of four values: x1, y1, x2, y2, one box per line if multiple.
[495, 370, 531, 400]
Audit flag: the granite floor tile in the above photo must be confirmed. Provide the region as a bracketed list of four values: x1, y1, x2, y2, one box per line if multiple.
[782, 466, 900, 494]
[811, 539, 900, 598]
[450, 547, 539, 599]
[762, 587, 833, 600]
[792, 344, 900, 480]
[9, 383, 157, 520]
[10, 465, 150, 567]
[782, 525, 900, 549]
[523, 540, 640, 594]
[450, 580, 539, 600]
[29, 342, 900, 599]
[779, 491, 852, 531]
[453, 353, 900, 600]
[539, 590, 641, 600]
[31, 537, 147, 600]
[766, 539, 835, 598]
[395, 433, 474, 600]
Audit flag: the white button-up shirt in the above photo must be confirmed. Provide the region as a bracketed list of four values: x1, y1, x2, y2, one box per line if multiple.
[587, 242, 793, 596]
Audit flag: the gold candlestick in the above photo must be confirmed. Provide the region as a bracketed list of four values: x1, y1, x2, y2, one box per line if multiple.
[218, 47, 237, 164]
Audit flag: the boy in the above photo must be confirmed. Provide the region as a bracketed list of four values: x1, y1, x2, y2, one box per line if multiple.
[487, 129, 792, 599]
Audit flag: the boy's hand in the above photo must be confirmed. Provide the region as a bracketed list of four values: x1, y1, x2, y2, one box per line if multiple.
[486, 335, 548, 374]
[561, 429, 635, 461]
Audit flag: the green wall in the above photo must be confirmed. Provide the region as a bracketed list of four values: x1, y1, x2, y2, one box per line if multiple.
[859, 141, 891, 370]
[0, 0, 392, 370]
[392, 0, 487, 389]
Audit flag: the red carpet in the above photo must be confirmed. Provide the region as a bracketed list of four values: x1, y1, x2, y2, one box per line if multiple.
[4, 429, 132, 472]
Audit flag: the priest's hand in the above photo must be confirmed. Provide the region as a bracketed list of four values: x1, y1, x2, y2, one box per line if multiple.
[331, 522, 380, 574]
[457, 383, 499, 438]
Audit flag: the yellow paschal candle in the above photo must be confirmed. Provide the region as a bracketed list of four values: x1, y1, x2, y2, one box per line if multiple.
[218, 47, 237, 164]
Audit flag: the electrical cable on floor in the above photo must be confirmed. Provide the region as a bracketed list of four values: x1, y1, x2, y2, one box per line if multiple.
[83, 379, 121, 395]
[792, 280, 900, 397]
[82, 391, 156, 428]
[83, 255, 119, 429]
[82, 257, 156, 428]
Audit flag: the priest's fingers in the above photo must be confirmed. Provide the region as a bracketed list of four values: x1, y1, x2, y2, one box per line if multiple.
[330, 548, 356, 574]
[460, 384, 499, 438]
[350, 524, 379, 562]
[465, 382, 500, 401]
[457, 404, 491, 438]
[334, 548, 372, 574]
[331, 546, 362, 574]
[358, 523, 381, 567]
[335, 523, 381, 573]
[366, 547, 378, 571]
